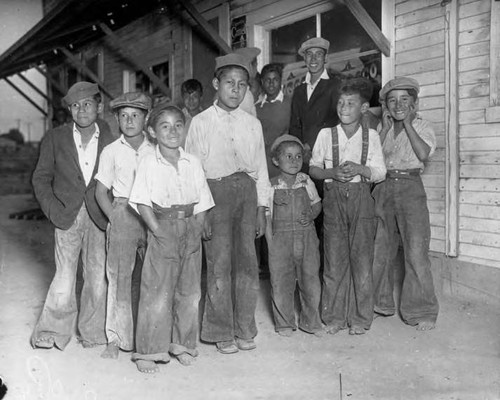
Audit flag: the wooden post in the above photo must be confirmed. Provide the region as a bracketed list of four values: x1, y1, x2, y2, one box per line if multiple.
[381, 0, 395, 86]
[4, 77, 48, 116]
[16, 73, 53, 105]
[34, 65, 67, 96]
[59, 47, 115, 99]
[444, 0, 459, 257]
[98, 23, 171, 98]
[344, 0, 391, 57]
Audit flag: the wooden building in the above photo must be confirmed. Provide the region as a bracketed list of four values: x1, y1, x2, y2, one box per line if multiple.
[0, 0, 498, 304]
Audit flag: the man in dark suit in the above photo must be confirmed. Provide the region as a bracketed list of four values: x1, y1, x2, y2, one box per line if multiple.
[289, 37, 339, 166]
[31, 82, 114, 351]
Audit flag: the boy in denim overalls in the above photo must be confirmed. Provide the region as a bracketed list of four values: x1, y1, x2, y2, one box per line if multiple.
[265, 135, 323, 337]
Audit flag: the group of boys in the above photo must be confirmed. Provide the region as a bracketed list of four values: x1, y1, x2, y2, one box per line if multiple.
[29, 35, 439, 374]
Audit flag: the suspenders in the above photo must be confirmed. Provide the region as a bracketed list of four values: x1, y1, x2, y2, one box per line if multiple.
[330, 125, 369, 182]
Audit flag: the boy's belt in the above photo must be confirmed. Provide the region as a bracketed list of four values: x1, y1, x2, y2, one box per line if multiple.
[386, 169, 421, 178]
[152, 203, 194, 219]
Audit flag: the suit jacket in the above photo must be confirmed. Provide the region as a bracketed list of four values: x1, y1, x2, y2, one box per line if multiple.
[289, 78, 339, 149]
[32, 119, 114, 231]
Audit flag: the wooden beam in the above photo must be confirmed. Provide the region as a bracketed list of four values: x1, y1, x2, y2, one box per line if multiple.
[34, 66, 67, 96]
[59, 47, 115, 100]
[176, 0, 231, 54]
[16, 73, 53, 105]
[490, 0, 500, 106]
[4, 77, 47, 117]
[98, 23, 171, 98]
[444, 0, 459, 257]
[344, 0, 391, 57]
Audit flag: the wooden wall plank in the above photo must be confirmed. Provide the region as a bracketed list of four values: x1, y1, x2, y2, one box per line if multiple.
[430, 212, 445, 226]
[458, 82, 489, 98]
[460, 203, 500, 219]
[419, 95, 445, 110]
[395, 30, 444, 53]
[458, 96, 490, 111]
[419, 109, 445, 123]
[430, 239, 445, 253]
[458, 69, 490, 86]
[395, 16, 444, 41]
[458, 41, 490, 59]
[460, 151, 500, 165]
[396, 43, 444, 65]
[460, 216, 500, 234]
[460, 230, 500, 247]
[428, 199, 445, 214]
[396, 57, 444, 76]
[420, 83, 446, 97]
[459, 0, 491, 19]
[459, 242, 500, 261]
[431, 225, 445, 240]
[458, 27, 490, 46]
[458, 55, 490, 72]
[426, 161, 445, 175]
[396, 0, 441, 16]
[459, 12, 490, 32]
[460, 137, 500, 151]
[460, 165, 500, 179]
[422, 174, 445, 188]
[460, 178, 500, 192]
[460, 191, 500, 206]
[426, 187, 446, 201]
[460, 122, 500, 137]
[395, 4, 444, 28]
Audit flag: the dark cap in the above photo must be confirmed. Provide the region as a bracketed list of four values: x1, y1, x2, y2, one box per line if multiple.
[63, 81, 100, 105]
[379, 77, 420, 102]
[234, 47, 261, 61]
[215, 53, 250, 74]
[298, 37, 330, 57]
[270, 134, 304, 153]
[110, 91, 152, 111]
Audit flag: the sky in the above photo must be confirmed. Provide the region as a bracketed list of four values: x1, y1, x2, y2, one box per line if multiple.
[0, 0, 45, 142]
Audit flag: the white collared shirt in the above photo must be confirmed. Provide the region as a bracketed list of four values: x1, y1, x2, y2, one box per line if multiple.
[257, 90, 285, 108]
[305, 69, 330, 101]
[95, 134, 155, 198]
[73, 123, 100, 185]
[129, 146, 214, 215]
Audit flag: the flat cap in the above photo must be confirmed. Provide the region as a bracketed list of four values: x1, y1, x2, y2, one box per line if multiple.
[379, 76, 420, 102]
[234, 47, 261, 61]
[298, 37, 330, 57]
[63, 81, 99, 105]
[215, 53, 250, 74]
[110, 91, 152, 111]
[270, 134, 304, 153]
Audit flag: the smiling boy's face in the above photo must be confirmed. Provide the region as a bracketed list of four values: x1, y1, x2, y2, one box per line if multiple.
[149, 110, 185, 150]
[213, 67, 248, 112]
[304, 47, 326, 76]
[337, 93, 368, 126]
[385, 89, 417, 121]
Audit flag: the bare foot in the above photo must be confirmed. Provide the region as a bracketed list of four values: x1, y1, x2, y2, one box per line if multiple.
[348, 326, 365, 335]
[278, 329, 293, 337]
[325, 325, 342, 335]
[101, 342, 119, 359]
[34, 336, 54, 349]
[313, 330, 325, 338]
[136, 360, 159, 374]
[176, 353, 196, 366]
[416, 320, 436, 331]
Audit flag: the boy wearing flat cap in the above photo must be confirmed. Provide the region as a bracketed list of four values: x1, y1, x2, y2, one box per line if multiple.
[372, 76, 439, 331]
[31, 81, 114, 350]
[265, 135, 323, 337]
[95, 91, 154, 359]
[185, 53, 271, 354]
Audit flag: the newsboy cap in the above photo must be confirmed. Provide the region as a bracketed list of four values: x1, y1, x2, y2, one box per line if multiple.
[234, 47, 261, 61]
[110, 91, 152, 111]
[215, 53, 250, 74]
[63, 81, 99, 105]
[379, 76, 420, 102]
[270, 134, 304, 154]
[298, 37, 330, 57]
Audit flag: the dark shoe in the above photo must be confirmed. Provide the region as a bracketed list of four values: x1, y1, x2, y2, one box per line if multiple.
[216, 340, 239, 354]
[236, 338, 256, 351]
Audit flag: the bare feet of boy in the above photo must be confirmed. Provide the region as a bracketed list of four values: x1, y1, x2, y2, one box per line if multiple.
[176, 353, 196, 366]
[136, 360, 159, 374]
[101, 342, 119, 359]
[34, 336, 54, 349]
[348, 326, 365, 335]
[325, 325, 342, 335]
[278, 329, 293, 337]
[416, 320, 435, 331]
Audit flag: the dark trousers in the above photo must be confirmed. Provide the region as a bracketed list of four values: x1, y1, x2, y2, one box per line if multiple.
[321, 182, 375, 330]
[372, 175, 439, 325]
[132, 212, 202, 362]
[105, 198, 146, 351]
[201, 173, 259, 343]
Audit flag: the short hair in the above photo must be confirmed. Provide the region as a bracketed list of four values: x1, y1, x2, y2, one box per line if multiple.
[270, 140, 304, 160]
[147, 104, 185, 130]
[214, 65, 250, 81]
[181, 79, 203, 96]
[260, 63, 283, 80]
[338, 78, 373, 104]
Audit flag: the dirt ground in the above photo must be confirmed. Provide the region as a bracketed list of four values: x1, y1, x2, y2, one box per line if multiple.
[0, 194, 499, 400]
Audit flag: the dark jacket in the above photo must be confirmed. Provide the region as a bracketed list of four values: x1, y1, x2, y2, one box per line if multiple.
[32, 119, 114, 231]
[289, 77, 339, 149]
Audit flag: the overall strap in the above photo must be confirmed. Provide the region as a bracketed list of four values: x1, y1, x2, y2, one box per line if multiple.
[331, 126, 339, 167]
[360, 123, 369, 182]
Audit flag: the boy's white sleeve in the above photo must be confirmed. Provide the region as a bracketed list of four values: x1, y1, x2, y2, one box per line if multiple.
[192, 157, 215, 215]
[305, 176, 321, 205]
[128, 157, 152, 213]
[416, 118, 437, 157]
[94, 145, 114, 189]
[367, 129, 387, 183]
[309, 128, 329, 169]
[253, 120, 271, 207]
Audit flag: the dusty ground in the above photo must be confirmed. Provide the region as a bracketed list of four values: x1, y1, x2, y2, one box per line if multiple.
[0, 194, 499, 400]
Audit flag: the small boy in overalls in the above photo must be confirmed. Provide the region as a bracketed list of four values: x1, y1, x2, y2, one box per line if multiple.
[265, 134, 323, 337]
[95, 92, 154, 359]
[310, 80, 386, 335]
[129, 104, 214, 373]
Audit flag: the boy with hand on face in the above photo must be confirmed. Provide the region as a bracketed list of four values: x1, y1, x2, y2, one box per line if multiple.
[31, 82, 114, 350]
[265, 134, 323, 337]
[185, 53, 270, 355]
[309, 79, 386, 336]
[372, 77, 439, 331]
[94, 92, 154, 359]
[129, 104, 214, 373]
